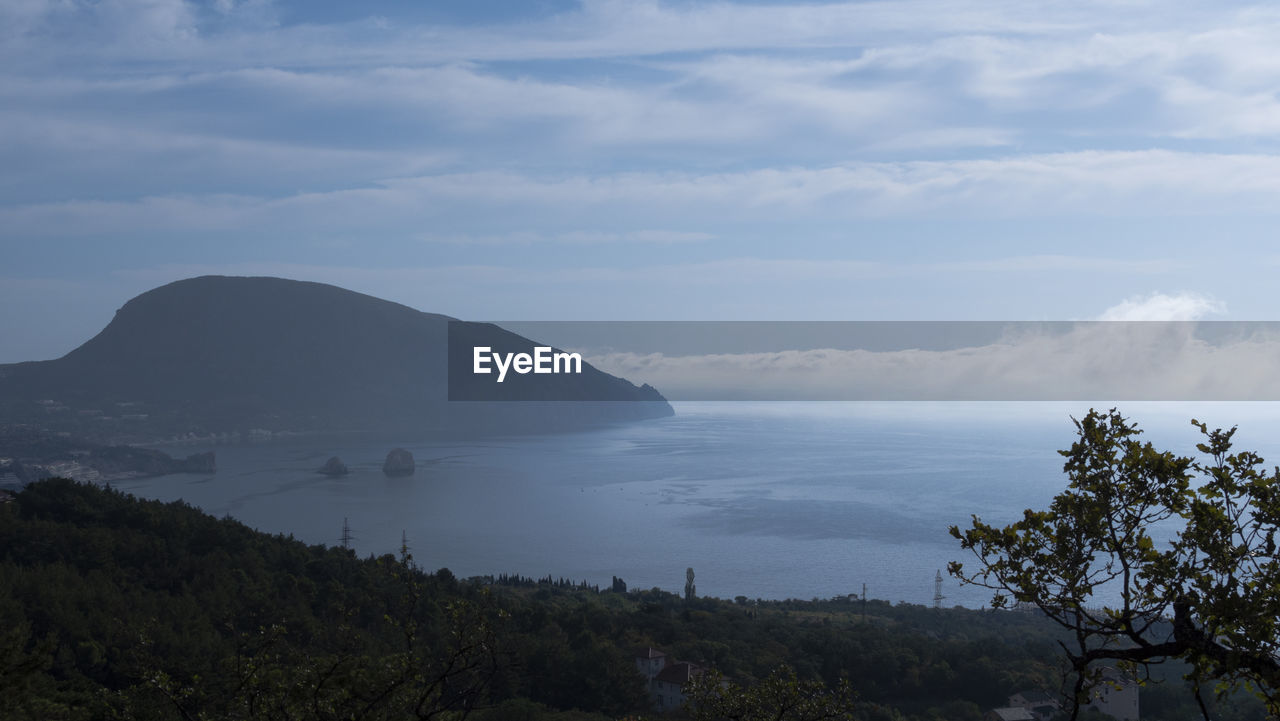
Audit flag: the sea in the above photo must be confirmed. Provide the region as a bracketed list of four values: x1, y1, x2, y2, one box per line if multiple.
[109, 401, 1280, 608]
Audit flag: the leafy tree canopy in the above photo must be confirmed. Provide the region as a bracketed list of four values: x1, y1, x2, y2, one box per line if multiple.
[950, 409, 1280, 719]
[685, 665, 885, 721]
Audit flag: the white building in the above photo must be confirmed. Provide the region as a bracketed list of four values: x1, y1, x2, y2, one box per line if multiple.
[653, 661, 705, 712]
[1008, 689, 1061, 721]
[635, 647, 667, 682]
[634, 647, 707, 713]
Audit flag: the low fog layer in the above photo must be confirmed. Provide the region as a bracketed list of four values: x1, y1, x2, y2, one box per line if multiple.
[563, 321, 1280, 401]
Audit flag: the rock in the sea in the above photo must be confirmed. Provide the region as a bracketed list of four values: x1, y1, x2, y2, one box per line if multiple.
[383, 448, 415, 476]
[318, 456, 349, 476]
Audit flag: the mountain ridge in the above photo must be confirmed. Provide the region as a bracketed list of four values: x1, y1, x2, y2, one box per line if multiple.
[0, 276, 672, 439]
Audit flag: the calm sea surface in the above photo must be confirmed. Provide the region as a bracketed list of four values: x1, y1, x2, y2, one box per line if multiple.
[112, 402, 1280, 607]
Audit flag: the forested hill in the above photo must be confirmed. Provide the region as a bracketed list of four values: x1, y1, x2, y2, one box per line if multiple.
[0, 276, 671, 440]
[0, 480, 1263, 721]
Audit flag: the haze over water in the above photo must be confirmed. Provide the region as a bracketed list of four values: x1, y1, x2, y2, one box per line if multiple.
[112, 402, 1280, 607]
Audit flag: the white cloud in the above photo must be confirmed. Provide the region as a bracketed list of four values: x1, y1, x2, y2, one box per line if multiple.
[0, 0, 75, 41]
[12, 0, 1280, 216]
[98, 256, 1168, 314]
[13, 1, 1280, 358]
[934, 255, 1176, 274]
[1098, 292, 1227, 321]
[864, 127, 1016, 151]
[419, 230, 715, 245]
[0, 111, 447, 196]
[7, 150, 1280, 239]
[8, 0, 1277, 142]
[392, 152, 1280, 216]
[92, 0, 198, 45]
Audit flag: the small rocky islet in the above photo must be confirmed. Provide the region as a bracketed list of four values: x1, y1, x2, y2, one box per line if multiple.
[382, 448, 415, 477]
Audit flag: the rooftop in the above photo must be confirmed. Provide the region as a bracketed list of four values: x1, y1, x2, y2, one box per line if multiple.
[1012, 690, 1058, 705]
[655, 661, 704, 685]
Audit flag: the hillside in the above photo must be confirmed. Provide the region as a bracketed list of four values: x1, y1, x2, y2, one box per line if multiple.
[0, 276, 671, 439]
[0, 479, 1261, 721]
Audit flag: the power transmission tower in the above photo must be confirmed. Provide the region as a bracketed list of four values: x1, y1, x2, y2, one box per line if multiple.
[340, 517, 354, 549]
[399, 529, 415, 567]
[933, 569, 946, 608]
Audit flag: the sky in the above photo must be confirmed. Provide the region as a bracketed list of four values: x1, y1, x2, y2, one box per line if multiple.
[6, 0, 1280, 362]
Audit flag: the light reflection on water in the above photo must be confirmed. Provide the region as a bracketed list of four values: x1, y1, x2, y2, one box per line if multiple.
[111, 401, 1280, 607]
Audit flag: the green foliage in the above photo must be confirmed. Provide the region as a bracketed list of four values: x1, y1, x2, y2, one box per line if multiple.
[685, 665, 897, 721]
[0, 474, 1246, 720]
[950, 409, 1280, 718]
[0, 479, 620, 719]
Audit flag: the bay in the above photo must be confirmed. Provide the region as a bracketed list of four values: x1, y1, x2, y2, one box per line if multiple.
[111, 401, 1280, 607]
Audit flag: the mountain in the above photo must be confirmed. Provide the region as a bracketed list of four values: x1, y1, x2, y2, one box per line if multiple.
[0, 276, 672, 439]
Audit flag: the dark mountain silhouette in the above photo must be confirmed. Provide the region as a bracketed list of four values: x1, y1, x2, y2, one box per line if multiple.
[0, 276, 672, 438]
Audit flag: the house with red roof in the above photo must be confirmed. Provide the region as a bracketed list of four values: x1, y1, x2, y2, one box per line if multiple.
[634, 647, 709, 713]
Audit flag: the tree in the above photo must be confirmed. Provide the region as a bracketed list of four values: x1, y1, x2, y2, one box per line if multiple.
[120, 550, 509, 721]
[949, 409, 1280, 720]
[684, 665, 873, 721]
